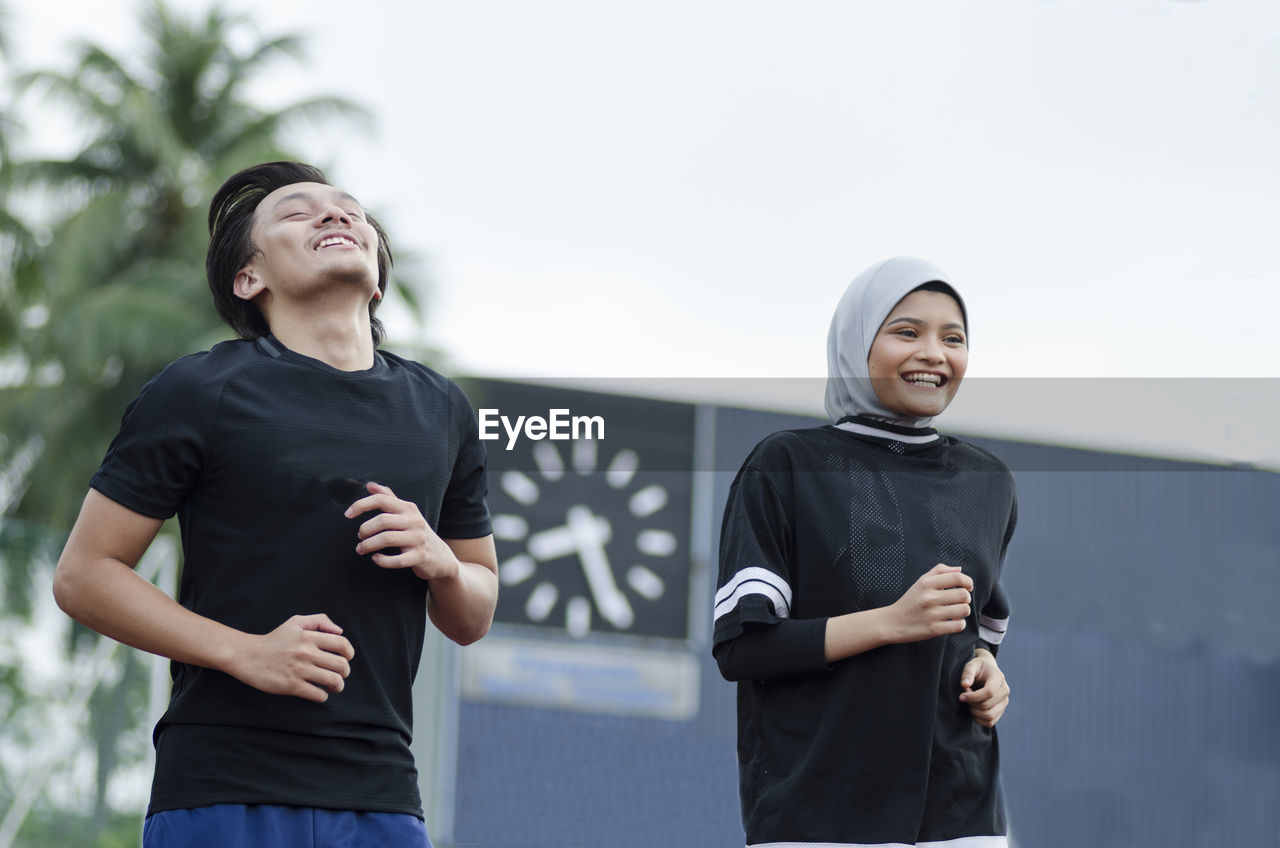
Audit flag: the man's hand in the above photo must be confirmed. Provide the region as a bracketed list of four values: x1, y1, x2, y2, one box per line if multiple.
[883, 563, 973, 644]
[346, 481, 459, 582]
[228, 614, 355, 703]
[959, 647, 1010, 728]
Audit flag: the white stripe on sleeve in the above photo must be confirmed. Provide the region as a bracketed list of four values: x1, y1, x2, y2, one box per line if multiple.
[979, 613, 1009, 645]
[714, 567, 792, 622]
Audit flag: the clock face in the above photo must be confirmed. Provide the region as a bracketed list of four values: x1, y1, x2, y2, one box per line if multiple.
[466, 380, 695, 642]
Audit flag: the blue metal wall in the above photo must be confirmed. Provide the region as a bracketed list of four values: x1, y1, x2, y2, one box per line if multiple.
[449, 402, 1280, 847]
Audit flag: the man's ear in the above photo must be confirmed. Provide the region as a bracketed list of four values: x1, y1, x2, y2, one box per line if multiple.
[233, 265, 264, 302]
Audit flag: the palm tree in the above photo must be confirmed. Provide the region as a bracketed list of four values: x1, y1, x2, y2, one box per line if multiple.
[0, 1, 372, 837]
[3, 0, 370, 536]
[0, 0, 29, 360]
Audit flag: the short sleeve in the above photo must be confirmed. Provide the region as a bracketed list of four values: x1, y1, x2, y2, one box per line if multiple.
[88, 356, 215, 519]
[713, 453, 796, 648]
[979, 491, 1017, 654]
[436, 381, 492, 539]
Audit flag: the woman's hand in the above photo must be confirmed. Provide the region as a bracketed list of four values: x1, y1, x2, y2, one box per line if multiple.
[959, 647, 1010, 727]
[883, 563, 973, 643]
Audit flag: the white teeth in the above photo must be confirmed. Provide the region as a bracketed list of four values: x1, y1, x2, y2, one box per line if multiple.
[317, 236, 355, 249]
[903, 373, 942, 386]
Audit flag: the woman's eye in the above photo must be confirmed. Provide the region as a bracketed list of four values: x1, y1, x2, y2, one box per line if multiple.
[894, 328, 918, 338]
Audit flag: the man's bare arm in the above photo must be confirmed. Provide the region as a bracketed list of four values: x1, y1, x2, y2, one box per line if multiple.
[429, 535, 499, 645]
[348, 482, 498, 645]
[54, 490, 353, 703]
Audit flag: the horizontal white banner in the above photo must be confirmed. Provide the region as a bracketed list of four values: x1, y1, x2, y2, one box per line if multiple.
[460, 636, 700, 721]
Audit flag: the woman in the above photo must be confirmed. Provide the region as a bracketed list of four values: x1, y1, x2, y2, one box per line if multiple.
[713, 257, 1016, 847]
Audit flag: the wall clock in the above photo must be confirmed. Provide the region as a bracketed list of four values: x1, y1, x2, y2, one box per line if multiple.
[464, 380, 695, 642]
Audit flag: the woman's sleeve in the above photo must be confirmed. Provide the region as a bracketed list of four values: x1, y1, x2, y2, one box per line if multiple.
[712, 453, 829, 681]
[977, 581, 1010, 655]
[978, 492, 1017, 655]
[713, 617, 829, 681]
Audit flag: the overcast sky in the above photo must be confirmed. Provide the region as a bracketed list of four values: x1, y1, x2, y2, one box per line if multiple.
[6, 0, 1279, 467]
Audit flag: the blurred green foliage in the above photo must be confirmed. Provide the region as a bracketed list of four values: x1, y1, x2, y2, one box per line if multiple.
[0, 0, 370, 542]
[9, 807, 144, 848]
[0, 2, 384, 843]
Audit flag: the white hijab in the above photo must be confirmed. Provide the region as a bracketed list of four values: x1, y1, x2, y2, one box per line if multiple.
[823, 256, 966, 429]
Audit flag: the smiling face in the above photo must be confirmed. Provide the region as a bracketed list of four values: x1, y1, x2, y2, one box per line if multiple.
[234, 181, 381, 305]
[866, 288, 969, 418]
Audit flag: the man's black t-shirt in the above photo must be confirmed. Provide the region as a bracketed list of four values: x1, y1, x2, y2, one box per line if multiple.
[90, 336, 491, 816]
[714, 421, 1016, 846]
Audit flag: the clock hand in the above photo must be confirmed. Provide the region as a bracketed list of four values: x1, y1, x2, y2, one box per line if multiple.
[527, 513, 612, 563]
[527, 524, 578, 561]
[566, 505, 634, 630]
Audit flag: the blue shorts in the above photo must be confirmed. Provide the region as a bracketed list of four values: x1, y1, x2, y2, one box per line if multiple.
[142, 804, 432, 848]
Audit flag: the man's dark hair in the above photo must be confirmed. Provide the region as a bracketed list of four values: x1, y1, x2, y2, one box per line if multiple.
[206, 161, 394, 345]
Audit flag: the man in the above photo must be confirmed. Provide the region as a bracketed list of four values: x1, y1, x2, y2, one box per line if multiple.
[53, 161, 497, 848]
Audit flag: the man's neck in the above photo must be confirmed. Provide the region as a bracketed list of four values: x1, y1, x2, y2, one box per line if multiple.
[267, 309, 376, 372]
